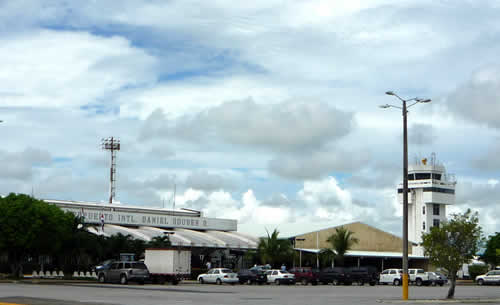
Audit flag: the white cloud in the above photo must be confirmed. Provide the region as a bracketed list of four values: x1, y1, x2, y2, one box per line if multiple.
[0, 29, 157, 108]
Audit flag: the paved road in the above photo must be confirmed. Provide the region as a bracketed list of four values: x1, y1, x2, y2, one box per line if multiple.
[0, 283, 499, 305]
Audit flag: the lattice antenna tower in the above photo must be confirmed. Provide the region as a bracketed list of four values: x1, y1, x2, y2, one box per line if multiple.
[101, 137, 120, 204]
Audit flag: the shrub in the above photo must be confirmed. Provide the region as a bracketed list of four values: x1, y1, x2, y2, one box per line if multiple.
[469, 264, 488, 280]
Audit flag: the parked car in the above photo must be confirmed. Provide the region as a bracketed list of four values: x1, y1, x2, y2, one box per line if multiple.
[348, 266, 379, 286]
[97, 261, 150, 284]
[475, 270, 500, 285]
[289, 267, 320, 285]
[249, 265, 272, 272]
[426, 272, 446, 286]
[378, 269, 402, 286]
[408, 268, 431, 286]
[434, 271, 448, 284]
[318, 267, 349, 285]
[265, 269, 296, 285]
[93, 259, 114, 273]
[197, 268, 239, 285]
[238, 268, 267, 285]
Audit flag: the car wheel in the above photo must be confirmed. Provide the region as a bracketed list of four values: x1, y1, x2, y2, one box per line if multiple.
[120, 274, 128, 285]
[247, 279, 252, 285]
[332, 279, 339, 286]
[199, 277, 204, 284]
[98, 274, 105, 283]
[431, 281, 437, 286]
[216, 278, 222, 285]
[393, 279, 401, 286]
[439, 282, 444, 286]
[416, 278, 423, 286]
[477, 279, 484, 286]
[359, 280, 364, 286]
[275, 279, 280, 285]
[301, 278, 308, 286]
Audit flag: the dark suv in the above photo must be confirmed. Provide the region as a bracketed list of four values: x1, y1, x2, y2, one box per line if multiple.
[319, 267, 349, 285]
[98, 261, 150, 284]
[289, 267, 320, 285]
[238, 268, 267, 284]
[347, 266, 379, 286]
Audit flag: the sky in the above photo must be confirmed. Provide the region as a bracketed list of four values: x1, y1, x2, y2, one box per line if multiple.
[1, 0, 499, 238]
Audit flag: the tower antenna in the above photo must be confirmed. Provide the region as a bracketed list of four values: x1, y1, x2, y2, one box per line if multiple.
[101, 137, 120, 204]
[172, 184, 176, 211]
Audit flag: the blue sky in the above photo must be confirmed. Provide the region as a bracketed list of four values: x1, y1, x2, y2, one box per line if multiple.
[0, 0, 499, 238]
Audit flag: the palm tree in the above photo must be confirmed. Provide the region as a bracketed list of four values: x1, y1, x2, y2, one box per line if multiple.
[324, 226, 359, 267]
[257, 229, 293, 268]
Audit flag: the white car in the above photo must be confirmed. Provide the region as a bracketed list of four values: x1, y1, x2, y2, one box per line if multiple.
[379, 269, 402, 285]
[197, 268, 239, 285]
[475, 270, 500, 286]
[426, 272, 446, 286]
[408, 268, 430, 286]
[266, 269, 296, 285]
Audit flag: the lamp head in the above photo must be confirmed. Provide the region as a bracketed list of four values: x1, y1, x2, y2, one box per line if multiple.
[419, 98, 431, 103]
[385, 91, 395, 96]
[379, 104, 391, 109]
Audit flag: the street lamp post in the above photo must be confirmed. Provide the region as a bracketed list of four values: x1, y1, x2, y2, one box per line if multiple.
[380, 91, 431, 300]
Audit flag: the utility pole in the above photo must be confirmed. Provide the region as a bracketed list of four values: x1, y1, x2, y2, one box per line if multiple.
[381, 91, 431, 300]
[101, 137, 120, 204]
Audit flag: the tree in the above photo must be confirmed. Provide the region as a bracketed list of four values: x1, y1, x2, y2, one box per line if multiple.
[482, 232, 500, 267]
[0, 193, 75, 277]
[421, 209, 483, 299]
[146, 235, 172, 248]
[257, 229, 293, 268]
[324, 226, 359, 267]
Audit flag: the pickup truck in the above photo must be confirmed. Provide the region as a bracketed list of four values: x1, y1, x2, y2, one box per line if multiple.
[318, 267, 350, 285]
[348, 266, 379, 286]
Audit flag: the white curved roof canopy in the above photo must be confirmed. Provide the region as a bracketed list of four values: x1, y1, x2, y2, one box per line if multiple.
[89, 224, 259, 249]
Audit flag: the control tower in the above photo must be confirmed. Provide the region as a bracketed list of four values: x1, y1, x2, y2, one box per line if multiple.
[398, 153, 456, 256]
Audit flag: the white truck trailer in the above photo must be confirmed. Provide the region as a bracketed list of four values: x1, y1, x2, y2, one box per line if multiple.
[144, 248, 191, 285]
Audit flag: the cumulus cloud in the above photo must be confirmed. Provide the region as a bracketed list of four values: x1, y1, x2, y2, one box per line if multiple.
[408, 123, 435, 145]
[0, 29, 157, 109]
[139, 99, 355, 153]
[185, 169, 238, 192]
[446, 65, 500, 129]
[268, 149, 371, 180]
[471, 138, 500, 171]
[0, 148, 52, 181]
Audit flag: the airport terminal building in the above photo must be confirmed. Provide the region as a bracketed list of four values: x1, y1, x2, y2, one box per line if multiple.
[45, 199, 259, 269]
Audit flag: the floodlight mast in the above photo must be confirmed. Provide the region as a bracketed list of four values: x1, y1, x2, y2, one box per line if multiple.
[101, 137, 120, 204]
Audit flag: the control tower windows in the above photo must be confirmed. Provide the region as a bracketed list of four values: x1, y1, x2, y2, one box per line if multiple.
[432, 173, 442, 180]
[433, 204, 440, 216]
[415, 173, 431, 180]
[433, 219, 440, 227]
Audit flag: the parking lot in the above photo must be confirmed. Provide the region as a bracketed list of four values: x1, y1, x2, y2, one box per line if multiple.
[1, 282, 500, 305]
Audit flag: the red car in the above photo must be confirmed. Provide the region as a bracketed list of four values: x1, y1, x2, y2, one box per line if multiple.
[289, 267, 320, 285]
